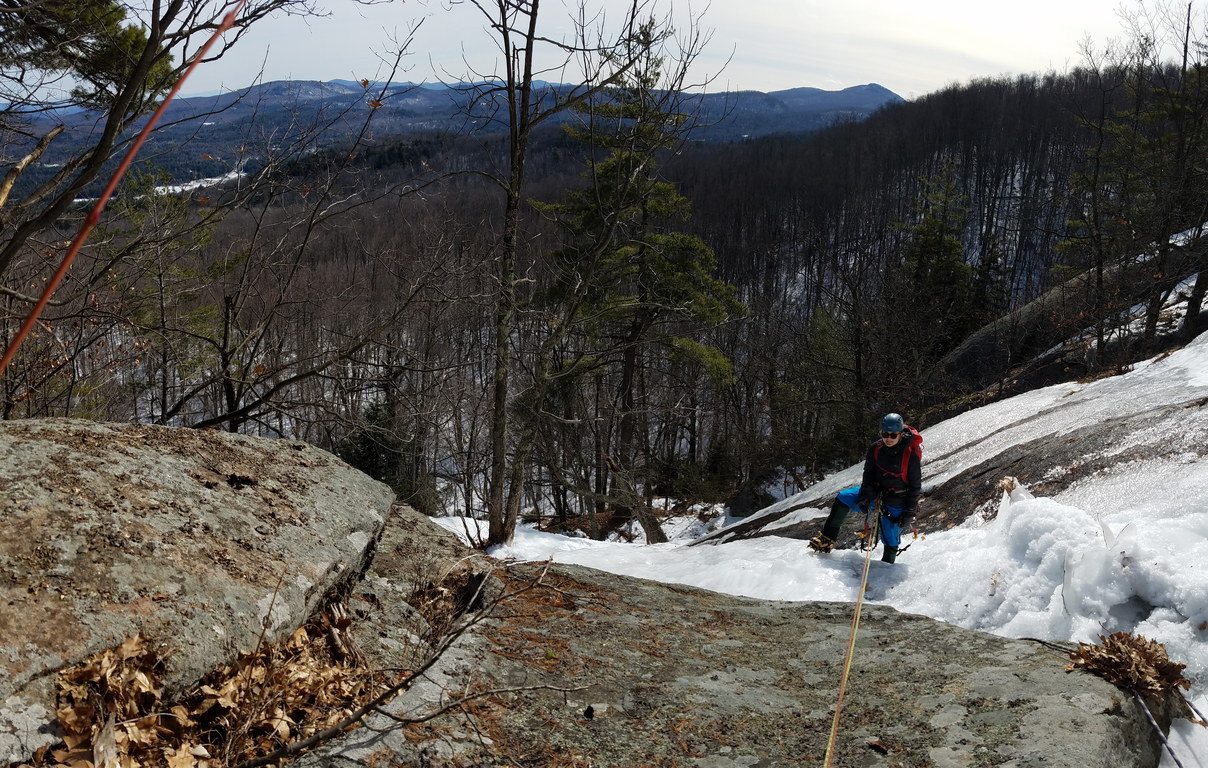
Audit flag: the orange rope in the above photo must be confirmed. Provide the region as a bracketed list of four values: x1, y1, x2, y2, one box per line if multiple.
[0, 1, 247, 379]
[822, 514, 879, 766]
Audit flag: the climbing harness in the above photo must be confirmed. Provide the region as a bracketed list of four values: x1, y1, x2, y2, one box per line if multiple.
[857, 501, 923, 557]
[856, 502, 919, 556]
[856, 505, 874, 550]
[822, 514, 879, 766]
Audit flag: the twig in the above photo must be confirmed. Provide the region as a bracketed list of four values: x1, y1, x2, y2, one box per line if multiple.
[229, 561, 556, 768]
[1185, 696, 1208, 726]
[0, 125, 65, 212]
[368, 681, 591, 727]
[1022, 637, 1079, 655]
[0, 1, 249, 378]
[223, 568, 289, 760]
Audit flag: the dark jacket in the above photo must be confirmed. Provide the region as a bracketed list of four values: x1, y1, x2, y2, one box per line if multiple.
[857, 436, 921, 516]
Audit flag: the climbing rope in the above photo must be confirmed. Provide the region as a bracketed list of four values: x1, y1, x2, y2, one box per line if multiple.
[822, 513, 879, 766]
[1134, 691, 1187, 768]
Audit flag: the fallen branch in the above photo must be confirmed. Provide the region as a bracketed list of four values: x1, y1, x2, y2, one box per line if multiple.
[229, 560, 562, 768]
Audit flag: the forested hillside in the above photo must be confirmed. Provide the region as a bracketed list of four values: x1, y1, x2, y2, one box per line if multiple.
[667, 61, 1208, 467]
[3, 0, 1207, 545]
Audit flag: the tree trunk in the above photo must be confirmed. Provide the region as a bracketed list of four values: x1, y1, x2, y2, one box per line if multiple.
[1182, 270, 1208, 342]
[613, 316, 667, 544]
[485, 0, 536, 547]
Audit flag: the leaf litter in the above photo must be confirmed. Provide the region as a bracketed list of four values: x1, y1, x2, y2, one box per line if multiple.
[12, 609, 396, 768]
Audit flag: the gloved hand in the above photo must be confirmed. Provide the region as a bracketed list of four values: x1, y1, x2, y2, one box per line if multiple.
[857, 489, 873, 512]
[898, 511, 917, 536]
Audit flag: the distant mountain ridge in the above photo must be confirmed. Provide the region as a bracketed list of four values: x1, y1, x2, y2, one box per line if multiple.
[12, 80, 902, 196]
[167, 79, 903, 142]
[694, 82, 903, 139]
[762, 83, 901, 111]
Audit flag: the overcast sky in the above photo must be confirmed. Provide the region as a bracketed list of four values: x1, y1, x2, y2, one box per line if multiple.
[188, 0, 1137, 99]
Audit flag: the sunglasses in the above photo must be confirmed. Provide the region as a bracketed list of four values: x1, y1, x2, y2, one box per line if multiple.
[881, 431, 901, 439]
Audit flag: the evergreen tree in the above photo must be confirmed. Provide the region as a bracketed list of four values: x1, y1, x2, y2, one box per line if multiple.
[0, 0, 176, 111]
[530, 24, 742, 541]
[877, 163, 977, 406]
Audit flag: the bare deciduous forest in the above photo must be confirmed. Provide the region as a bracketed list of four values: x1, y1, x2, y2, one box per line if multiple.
[4, 0, 1208, 544]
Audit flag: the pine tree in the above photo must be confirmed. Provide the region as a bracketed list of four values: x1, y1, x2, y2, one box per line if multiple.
[530, 25, 742, 541]
[879, 163, 978, 402]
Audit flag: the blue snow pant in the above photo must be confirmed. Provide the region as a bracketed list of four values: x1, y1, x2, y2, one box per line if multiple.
[833, 486, 905, 548]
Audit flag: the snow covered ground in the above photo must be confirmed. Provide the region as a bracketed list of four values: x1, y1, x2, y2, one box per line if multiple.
[436, 330, 1208, 767]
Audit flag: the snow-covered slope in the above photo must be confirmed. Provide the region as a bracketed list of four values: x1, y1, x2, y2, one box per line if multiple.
[461, 330, 1208, 767]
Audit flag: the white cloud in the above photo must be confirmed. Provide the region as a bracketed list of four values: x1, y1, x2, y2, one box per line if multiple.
[186, 0, 1133, 99]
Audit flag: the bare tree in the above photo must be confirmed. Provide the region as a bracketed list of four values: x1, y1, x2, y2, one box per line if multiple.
[447, 0, 692, 545]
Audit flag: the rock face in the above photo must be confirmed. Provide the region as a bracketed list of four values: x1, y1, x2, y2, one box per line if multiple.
[306, 554, 1168, 768]
[0, 419, 394, 763]
[690, 389, 1208, 551]
[923, 248, 1203, 410]
[0, 420, 1174, 767]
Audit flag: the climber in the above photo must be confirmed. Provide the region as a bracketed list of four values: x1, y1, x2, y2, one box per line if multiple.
[808, 412, 922, 563]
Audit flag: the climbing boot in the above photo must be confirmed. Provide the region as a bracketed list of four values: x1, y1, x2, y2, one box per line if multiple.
[881, 545, 898, 564]
[818, 498, 849, 542]
[807, 533, 835, 553]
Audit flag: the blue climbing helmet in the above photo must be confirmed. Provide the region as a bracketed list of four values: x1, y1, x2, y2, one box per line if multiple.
[880, 412, 904, 433]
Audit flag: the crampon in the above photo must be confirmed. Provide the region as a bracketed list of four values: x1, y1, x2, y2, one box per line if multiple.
[807, 534, 834, 553]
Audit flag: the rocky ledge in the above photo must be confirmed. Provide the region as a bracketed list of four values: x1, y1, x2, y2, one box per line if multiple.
[0, 419, 1180, 767]
[312, 555, 1174, 767]
[0, 418, 394, 763]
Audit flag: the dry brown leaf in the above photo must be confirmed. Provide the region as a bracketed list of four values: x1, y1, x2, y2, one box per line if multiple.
[42, 614, 389, 768]
[262, 707, 294, 741]
[130, 670, 155, 694]
[93, 712, 118, 768]
[120, 717, 160, 748]
[50, 746, 92, 765]
[163, 747, 196, 768]
[1068, 631, 1191, 697]
[187, 743, 211, 758]
[200, 683, 238, 710]
[117, 637, 146, 661]
[58, 706, 94, 743]
[59, 681, 92, 704]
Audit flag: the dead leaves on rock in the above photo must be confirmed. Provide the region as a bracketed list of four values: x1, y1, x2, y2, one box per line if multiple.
[16, 614, 393, 768]
[1067, 631, 1191, 700]
[47, 635, 165, 768]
